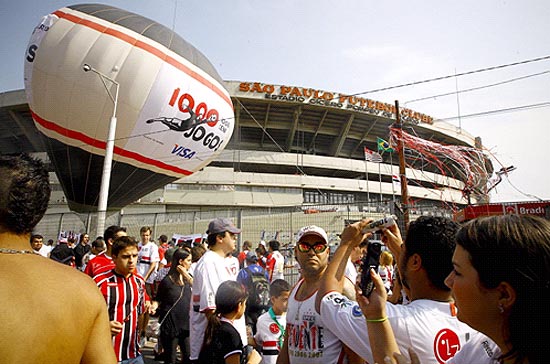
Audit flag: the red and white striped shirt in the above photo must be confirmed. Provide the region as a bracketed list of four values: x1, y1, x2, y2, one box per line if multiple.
[84, 252, 114, 278]
[94, 269, 146, 362]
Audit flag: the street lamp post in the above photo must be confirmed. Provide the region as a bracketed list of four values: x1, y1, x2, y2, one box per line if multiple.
[82, 63, 119, 238]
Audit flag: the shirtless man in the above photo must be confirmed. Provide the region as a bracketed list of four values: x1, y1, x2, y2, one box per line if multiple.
[0, 153, 116, 364]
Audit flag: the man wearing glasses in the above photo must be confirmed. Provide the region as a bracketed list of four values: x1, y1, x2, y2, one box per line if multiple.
[277, 225, 361, 364]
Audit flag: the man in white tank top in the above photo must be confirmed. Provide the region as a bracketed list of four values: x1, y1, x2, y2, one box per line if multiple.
[277, 225, 360, 364]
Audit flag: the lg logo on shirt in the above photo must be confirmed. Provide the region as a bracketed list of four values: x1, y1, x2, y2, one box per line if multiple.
[433, 328, 461, 364]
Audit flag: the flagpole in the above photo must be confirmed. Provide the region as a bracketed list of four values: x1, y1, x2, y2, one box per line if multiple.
[378, 159, 382, 204]
[364, 160, 370, 207]
[395, 100, 410, 228]
[377, 137, 392, 208]
[390, 152, 395, 203]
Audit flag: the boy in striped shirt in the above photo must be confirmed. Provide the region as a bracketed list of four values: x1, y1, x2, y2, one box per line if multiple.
[94, 236, 148, 364]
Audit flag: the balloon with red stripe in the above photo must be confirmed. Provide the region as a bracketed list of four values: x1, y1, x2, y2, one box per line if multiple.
[24, 4, 234, 212]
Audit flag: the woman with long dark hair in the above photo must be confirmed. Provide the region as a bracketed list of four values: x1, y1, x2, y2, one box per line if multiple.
[445, 214, 550, 364]
[154, 248, 193, 364]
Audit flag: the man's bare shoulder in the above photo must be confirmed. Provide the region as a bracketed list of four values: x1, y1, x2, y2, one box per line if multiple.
[0, 255, 110, 363]
[2, 255, 101, 297]
[0, 255, 106, 319]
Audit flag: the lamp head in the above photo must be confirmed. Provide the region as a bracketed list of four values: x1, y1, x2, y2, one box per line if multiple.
[82, 64, 91, 72]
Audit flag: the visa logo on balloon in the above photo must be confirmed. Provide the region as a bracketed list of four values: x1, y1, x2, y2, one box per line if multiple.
[171, 145, 196, 159]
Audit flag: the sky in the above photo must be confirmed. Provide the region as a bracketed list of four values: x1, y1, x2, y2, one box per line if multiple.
[1, 0, 549, 203]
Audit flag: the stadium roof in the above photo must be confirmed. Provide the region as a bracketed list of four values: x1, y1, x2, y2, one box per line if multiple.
[1, 85, 482, 170]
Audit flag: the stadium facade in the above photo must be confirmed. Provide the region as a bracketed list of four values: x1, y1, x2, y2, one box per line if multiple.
[0, 82, 489, 216]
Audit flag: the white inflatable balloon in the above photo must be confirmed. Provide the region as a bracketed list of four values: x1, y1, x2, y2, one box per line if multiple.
[24, 4, 234, 212]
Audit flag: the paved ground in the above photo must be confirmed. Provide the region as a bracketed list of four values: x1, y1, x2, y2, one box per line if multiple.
[141, 316, 163, 364]
[142, 339, 161, 364]
[140, 316, 185, 363]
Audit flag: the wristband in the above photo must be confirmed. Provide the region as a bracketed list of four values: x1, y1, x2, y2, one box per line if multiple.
[366, 316, 388, 323]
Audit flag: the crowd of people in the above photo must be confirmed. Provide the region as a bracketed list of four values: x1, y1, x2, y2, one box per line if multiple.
[1, 152, 549, 364]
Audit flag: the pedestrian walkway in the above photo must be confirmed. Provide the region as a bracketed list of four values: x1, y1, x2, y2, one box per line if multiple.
[142, 340, 160, 364]
[142, 316, 162, 364]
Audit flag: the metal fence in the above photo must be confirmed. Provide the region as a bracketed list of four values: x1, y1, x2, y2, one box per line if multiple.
[34, 201, 456, 286]
[35, 201, 454, 248]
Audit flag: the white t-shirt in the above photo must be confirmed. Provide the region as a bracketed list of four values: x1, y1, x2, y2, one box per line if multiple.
[344, 258, 358, 284]
[255, 310, 286, 364]
[189, 250, 247, 360]
[270, 251, 285, 282]
[226, 255, 240, 278]
[446, 331, 500, 364]
[80, 252, 97, 272]
[38, 244, 51, 257]
[137, 241, 160, 283]
[286, 280, 345, 364]
[188, 261, 197, 277]
[378, 264, 393, 290]
[320, 291, 478, 364]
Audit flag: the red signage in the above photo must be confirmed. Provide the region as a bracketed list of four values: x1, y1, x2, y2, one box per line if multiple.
[454, 201, 550, 222]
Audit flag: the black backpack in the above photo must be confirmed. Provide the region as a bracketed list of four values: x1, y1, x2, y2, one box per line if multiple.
[244, 267, 270, 310]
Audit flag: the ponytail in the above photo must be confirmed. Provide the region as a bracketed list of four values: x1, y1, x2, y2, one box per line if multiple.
[201, 309, 221, 350]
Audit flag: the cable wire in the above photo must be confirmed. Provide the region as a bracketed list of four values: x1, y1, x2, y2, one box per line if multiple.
[404, 69, 550, 105]
[348, 54, 550, 97]
[437, 101, 550, 122]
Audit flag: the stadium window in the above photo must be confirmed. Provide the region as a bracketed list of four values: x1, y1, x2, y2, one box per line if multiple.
[236, 186, 252, 192]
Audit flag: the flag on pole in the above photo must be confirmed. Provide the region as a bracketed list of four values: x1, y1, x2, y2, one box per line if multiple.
[392, 174, 401, 193]
[364, 147, 383, 163]
[377, 137, 394, 153]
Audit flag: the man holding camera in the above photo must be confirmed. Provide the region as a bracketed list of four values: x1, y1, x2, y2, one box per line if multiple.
[315, 216, 479, 364]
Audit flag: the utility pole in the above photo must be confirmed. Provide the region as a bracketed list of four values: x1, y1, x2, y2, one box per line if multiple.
[83, 63, 119, 237]
[395, 100, 410, 229]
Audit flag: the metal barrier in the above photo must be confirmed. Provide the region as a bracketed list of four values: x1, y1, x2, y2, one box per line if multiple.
[34, 202, 454, 248]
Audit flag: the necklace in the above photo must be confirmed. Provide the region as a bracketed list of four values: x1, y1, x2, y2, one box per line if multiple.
[0, 248, 39, 255]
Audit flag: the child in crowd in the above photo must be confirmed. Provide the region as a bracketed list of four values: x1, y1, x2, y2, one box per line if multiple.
[198, 281, 261, 364]
[378, 250, 394, 294]
[253, 279, 291, 364]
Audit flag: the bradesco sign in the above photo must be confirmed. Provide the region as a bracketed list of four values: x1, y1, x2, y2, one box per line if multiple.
[504, 202, 550, 217]
[230, 82, 434, 125]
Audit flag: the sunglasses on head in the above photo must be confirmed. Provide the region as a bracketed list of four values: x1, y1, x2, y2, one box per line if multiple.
[297, 241, 328, 254]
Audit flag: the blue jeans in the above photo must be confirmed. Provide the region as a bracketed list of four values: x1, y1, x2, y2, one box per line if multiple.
[118, 355, 144, 364]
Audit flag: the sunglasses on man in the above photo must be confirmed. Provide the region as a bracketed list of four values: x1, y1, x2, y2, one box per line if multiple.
[297, 241, 328, 254]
